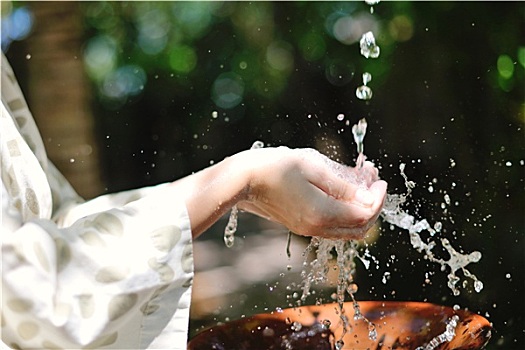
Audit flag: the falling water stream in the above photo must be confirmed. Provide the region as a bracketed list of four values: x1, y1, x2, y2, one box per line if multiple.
[296, 116, 482, 349]
[223, 140, 264, 247]
[220, 1, 483, 348]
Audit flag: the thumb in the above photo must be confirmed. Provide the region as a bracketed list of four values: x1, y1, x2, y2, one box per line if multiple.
[352, 180, 387, 208]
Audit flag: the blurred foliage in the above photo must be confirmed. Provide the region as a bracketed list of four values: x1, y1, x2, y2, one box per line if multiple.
[81, 1, 380, 107]
[74, 3, 523, 349]
[2, 1, 524, 349]
[77, 1, 417, 190]
[1, 1, 33, 50]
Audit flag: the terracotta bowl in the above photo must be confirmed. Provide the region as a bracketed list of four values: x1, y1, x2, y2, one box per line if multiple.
[188, 301, 492, 350]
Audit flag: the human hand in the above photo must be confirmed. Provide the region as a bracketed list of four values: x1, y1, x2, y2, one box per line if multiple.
[237, 147, 387, 240]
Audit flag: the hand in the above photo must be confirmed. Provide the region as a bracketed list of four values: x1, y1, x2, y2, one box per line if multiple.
[237, 147, 387, 239]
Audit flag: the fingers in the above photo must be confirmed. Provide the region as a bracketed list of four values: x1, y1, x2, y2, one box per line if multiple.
[241, 147, 387, 240]
[347, 161, 379, 187]
[294, 178, 387, 239]
[285, 179, 386, 239]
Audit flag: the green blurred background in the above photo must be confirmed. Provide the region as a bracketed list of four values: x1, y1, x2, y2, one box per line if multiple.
[3, 1, 523, 348]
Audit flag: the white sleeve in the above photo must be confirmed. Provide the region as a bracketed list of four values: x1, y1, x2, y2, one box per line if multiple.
[2, 185, 194, 349]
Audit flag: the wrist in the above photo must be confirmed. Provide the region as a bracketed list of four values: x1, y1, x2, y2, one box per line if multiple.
[226, 149, 257, 203]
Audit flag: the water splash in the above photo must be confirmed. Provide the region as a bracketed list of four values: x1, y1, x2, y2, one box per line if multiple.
[223, 140, 264, 247]
[295, 117, 482, 346]
[380, 164, 484, 296]
[416, 315, 460, 350]
[223, 206, 238, 248]
[279, 319, 335, 349]
[351, 118, 367, 168]
[299, 236, 377, 344]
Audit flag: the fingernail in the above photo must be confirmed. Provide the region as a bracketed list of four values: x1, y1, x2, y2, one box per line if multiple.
[355, 188, 375, 207]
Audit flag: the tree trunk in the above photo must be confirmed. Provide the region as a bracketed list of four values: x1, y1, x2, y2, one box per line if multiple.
[24, 1, 103, 199]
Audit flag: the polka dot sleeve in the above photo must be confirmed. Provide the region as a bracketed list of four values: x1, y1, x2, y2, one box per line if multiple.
[2, 184, 194, 349]
[1, 52, 194, 349]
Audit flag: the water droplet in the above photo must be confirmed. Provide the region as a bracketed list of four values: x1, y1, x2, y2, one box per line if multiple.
[291, 321, 302, 331]
[474, 280, 483, 292]
[337, 113, 345, 121]
[368, 324, 377, 341]
[356, 85, 373, 100]
[223, 234, 234, 248]
[434, 222, 442, 231]
[262, 327, 275, 337]
[362, 72, 372, 85]
[469, 251, 482, 262]
[25, 54, 31, 60]
[382, 271, 390, 284]
[365, 0, 380, 5]
[224, 204, 239, 247]
[359, 31, 380, 59]
[321, 319, 331, 329]
[347, 283, 358, 294]
[211, 110, 218, 118]
[352, 118, 368, 156]
[335, 339, 345, 350]
[453, 304, 460, 310]
[505, 273, 511, 279]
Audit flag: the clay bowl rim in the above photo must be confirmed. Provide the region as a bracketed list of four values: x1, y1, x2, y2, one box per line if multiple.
[189, 300, 492, 349]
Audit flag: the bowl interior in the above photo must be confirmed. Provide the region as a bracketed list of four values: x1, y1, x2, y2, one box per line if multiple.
[188, 301, 492, 350]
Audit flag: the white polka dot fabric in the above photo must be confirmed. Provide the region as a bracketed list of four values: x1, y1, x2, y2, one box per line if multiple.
[1, 53, 194, 349]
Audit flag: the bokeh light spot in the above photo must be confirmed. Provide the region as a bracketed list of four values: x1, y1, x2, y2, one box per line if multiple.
[172, 2, 216, 39]
[84, 35, 117, 81]
[1, 6, 34, 50]
[325, 58, 355, 86]
[212, 72, 245, 109]
[137, 8, 171, 55]
[497, 54, 514, 79]
[299, 32, 326, 62]
[332, 12, 377, 45]
[102, 65, 147, 100]
[266, 41, 294, 72]
[169, 45, 197, 74]
[388, 15, 413, 42]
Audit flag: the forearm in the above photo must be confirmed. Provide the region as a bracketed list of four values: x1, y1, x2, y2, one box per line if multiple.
[169, 152, 251, 238]
[2, 190, 193, 348]
[169, 146, 387, 240]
